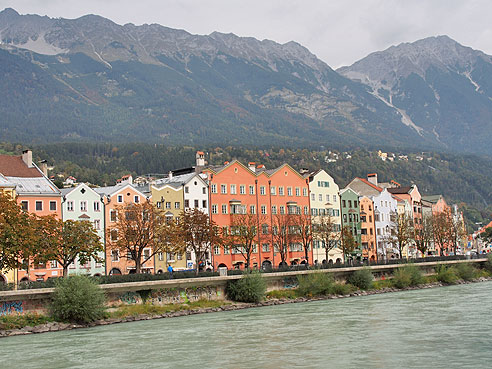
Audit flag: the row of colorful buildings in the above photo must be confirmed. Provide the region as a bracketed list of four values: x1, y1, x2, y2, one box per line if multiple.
[0, 150, 464, 283]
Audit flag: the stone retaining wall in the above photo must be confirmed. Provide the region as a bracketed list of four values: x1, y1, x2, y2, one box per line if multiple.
[0, 258, 486, 315]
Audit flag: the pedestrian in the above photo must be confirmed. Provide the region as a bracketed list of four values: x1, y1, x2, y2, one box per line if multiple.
[167, 264, 173, 279]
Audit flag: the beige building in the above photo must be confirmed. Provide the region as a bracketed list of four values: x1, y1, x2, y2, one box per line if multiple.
[151, 183, 187, 272]
[305, 169, 343, 264]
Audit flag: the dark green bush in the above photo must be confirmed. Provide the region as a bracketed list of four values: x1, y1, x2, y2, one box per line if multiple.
[50, 275, 106, 324]
[455, 263, 476, 281]
[347, 268, 373, 290]
[485, 254, 492, 273]
[392, 265, 424, 289]
[436, 265, 458, 284]
[297, 272, 334, 296]
[226, 272, 266, 303]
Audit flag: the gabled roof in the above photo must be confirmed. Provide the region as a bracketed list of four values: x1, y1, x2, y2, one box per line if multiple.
[356, 178, 383, 193]
[61, 183, 101, 198]
[421, 195, 444, 204]
[0, 154, 43, 178]
[94, 183, 148, 199]
[387, 186, 413, 195]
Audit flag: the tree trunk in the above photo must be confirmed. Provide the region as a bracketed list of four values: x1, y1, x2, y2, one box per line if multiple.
[135, 258, 141, 274]
[63, 265, 69, 277]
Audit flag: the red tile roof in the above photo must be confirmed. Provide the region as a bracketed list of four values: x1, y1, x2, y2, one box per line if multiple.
[0, 155, 43, 178]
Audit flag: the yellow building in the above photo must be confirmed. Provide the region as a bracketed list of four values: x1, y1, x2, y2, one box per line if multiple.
[151, 183, 187, 272]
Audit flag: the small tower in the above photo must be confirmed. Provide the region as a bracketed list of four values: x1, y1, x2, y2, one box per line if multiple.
[196, 151, 205, 167]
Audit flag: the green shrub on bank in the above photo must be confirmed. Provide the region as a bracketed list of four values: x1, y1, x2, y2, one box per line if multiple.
[392, 265, 424, 289]
[455, 263, 477, 281]
[226, 272, 266, 303]
[0, 313, 53, 330]
[347, 268, 373, 290]
[297, 272, 334, 296]
[332, 283, 355, 295]
[436, 265, 458, 284]
[50, 275, 106, 324]
[485, 254, 492, 273]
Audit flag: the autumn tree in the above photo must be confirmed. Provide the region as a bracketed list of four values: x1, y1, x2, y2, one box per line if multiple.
[36, 216, 103, 277]
[388, 213, 414, 259]
[432, 211, 451, 256]
[313, 214, 341, 264]
[291, 212, 313, 265]
[179, 208, 222, 274]
[225, 212, 266, 270]
[272, 213, 296, 267]
[340, 226, 357, 263]
[0, 192, 37, 272]
[108, 202, 185, 273]
[413, 214, 433, 257]
[445, 209, 467, 255]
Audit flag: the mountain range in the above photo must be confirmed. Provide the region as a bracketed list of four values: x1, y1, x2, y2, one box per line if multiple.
[0, 8, 491, 154]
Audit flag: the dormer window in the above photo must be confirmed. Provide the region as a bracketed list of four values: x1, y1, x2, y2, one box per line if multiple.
[117, 195, 123, 203]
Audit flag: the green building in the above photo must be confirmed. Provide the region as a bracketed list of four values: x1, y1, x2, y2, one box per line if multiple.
[339, 188, 362, 261]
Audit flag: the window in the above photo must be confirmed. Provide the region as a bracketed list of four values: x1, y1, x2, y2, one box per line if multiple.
[319, 194, 322, 202]
[303, 188, 307, 197]
[134, 195, 140, 203]
[260, 186, 266, 195]
[35, 201, 43, 211]
[21, 201, 28, 211]
[117, 195, 123, 203]
[194, 199, 199, 208]
[342, 200, 346, 208]
[50, 201, 57, 211]
[175, 202, 180, 209]
[94, 220, 100, 230]
[369, 215, 372, 222]
[304, 206, 309, 215]
[67, 201, 73, 212]
[279, 187, 284, 196]
[214, 245, 220, 255]
[295, 187, 300, 196]
[271, 186, 276, 195]
[94, 201, 100, 212]
[110, 210, 117, 222]
[50, 260, 57, 268]
[239, 185, 246, 195]
[333, 195, 337, 202]
[262, 224, 269, 234]
[221, 204, 227, 214]
[158, 252, 164, 261]
[354, 201, 358, 208]
[262, 244, 270, 252]
[202, 187, 206, 195]
[280, 206, 285, 214]
[167, 253, 175, 261]
[184, 199, 190, 208]
[184, 186, 189, 194]
[250, 205, 256, 214]
[249, 185, 255, 195]
[157, 202, 162, 209]
[271, 205, 277, 214]
[211, 184, 217, 194]
[231, 184, 237, 195]
[287, 187, 292, 196]
[348, 200, 352, 208]
[110, 229, 118, 241]
[221, 184, 227, 194]
[261, 205, 267, 214]
[80, 201, 87, 212]
[311, 193, 315, 201]
[212, 204, 218, 214]
[166, 202, 171, 209]
[202, 200, 207, 208]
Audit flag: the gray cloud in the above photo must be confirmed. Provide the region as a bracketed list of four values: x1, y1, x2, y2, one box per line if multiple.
[1, 0, 491, 67]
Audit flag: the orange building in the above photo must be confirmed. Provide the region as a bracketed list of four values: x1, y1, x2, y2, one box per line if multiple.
[0, 150, 63, 281]
[95, 183, 153, 275]
[203, 161, 311, 270]
[359, 196, 377, 262]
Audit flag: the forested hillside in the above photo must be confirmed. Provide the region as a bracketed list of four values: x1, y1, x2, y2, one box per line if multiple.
[1, 142, 490, 229]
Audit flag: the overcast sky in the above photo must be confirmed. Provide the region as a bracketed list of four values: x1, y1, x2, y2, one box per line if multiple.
[1, 0, 491, 68]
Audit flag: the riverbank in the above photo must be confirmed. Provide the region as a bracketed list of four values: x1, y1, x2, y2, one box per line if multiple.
[2, 276, 491, 338]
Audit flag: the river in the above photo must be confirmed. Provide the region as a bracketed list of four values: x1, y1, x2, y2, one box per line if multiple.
[1, 282, 492, 368]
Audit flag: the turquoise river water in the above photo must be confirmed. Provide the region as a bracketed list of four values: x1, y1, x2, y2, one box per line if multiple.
[1, 282, 492, 368]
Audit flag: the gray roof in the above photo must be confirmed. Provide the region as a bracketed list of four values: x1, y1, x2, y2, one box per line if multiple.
[0, 174, 15, 188]
[154, 172, 203, 187]
[6, 176, 60, 195]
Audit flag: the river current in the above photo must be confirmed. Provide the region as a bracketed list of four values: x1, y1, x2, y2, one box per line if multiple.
[1, 282, 491, 368]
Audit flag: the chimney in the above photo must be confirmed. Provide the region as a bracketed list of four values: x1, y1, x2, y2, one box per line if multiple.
[196, 151, 205, 167]
[248, 162, 256, 172]
[39, 160, 48, 176]
[168, 171, 173, 179]
[367, 173, 378, 186]
[22, 149, 33, 168]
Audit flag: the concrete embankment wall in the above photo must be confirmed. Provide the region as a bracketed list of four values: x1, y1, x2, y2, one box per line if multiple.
[0, 259, 487, 316]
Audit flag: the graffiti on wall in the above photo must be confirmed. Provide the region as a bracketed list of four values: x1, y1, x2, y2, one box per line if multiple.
[119, 292, 142, 305]
[150, 286, 221, 305]
[283, 277, 298, 289]
[0, 301, 23, 315]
